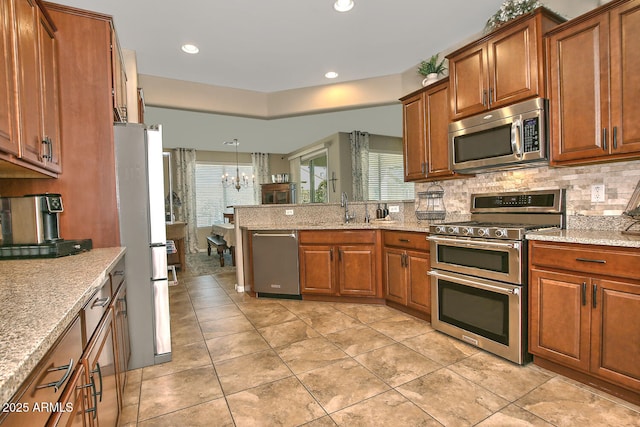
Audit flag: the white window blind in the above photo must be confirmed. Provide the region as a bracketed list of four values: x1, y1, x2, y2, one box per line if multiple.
[195, 162, 256, 227]
[368, 151, 414, 201]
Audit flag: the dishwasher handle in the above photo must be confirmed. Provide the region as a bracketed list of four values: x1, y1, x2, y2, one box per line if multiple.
[252, 232, 297, 238]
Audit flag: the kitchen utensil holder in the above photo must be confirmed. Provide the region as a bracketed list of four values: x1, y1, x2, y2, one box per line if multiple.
[415, 185, 446, 221]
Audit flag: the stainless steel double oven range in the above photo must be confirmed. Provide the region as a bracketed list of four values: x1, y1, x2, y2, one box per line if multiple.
[428, 189, 565, 364]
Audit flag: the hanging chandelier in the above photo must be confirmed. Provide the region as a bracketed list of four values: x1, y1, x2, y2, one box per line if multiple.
[221, 139, 254, 191]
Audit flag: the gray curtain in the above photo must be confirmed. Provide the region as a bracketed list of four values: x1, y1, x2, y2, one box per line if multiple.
[252, 152, 270, 203]
[350, 131, 370, 201]
[173, 148, 199, 253]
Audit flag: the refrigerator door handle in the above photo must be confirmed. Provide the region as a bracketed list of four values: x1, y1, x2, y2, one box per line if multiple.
[151, 246, 168, 280]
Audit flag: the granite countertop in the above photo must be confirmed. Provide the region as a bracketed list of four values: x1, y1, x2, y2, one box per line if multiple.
[526, 229, 640, 248]
[0, 247, 126, 406]
[240, 221, 431, 233]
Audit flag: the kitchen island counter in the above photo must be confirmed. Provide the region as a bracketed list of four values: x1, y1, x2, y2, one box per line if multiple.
[240, 221, 431, 233]
[0, 247, 126, 406]
[526, 228, 640, 248]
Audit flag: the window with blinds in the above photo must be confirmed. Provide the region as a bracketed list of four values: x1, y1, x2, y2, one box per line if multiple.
[368, 151, 414, 201]
[195, 162, 256, 227]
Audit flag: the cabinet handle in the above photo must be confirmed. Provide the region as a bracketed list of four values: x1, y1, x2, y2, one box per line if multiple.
[330, 248, 333, 261]
[581, 282, 587, 306]
[613, 126, 618, 149]
[92, 363, 104, 402]
[602, 128, 608, 150]
[488, 88, 493, 107]
[36, 358, 74, 392]
[482, 90, 487, 106]
[403, 253, 409, 268]
[399, 239, 410, 243]
[338, 249, 343, 262]
[592, 284, 597, 309]
[576, 258, 606, 264]
[83, 377, 98, 419]
[41, 137, 51, 161]
[91, 296, 111, 308]
[113, 270, 125, 277]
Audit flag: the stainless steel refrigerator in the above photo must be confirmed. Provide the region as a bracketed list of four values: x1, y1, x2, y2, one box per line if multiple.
[114, 123, 171, 369]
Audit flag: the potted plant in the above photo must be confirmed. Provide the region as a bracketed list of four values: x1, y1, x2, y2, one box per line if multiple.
[484, 0, 541, 33]
[418, 54, 447, 87]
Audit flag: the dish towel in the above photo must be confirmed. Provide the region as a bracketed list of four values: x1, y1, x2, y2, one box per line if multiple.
[166, 240, 177, 254]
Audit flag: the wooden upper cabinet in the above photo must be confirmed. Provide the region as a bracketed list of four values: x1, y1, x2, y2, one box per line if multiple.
[401, 90, 426, 181]
[0, 0, 18, 156]
[448, 7, 563, 121]
[111, 24, 127, 122]
[0, 0, 61, 175]
[401, 79, 461, 182]
[548, 0, 640, 165]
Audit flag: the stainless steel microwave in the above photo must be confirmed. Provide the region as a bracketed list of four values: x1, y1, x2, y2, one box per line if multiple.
[449, 98, 548, 173]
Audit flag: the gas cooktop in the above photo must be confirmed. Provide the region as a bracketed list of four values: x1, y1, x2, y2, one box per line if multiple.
[429, 190, 566, 240]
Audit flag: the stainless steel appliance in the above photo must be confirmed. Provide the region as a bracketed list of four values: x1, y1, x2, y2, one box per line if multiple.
[1, 194, 63, 244]
[449, 98, 548, 173]
[0, 194, 92, 259]
[114, 123, 171, 368]
[428, 189, 565, 364]
[251, 230, 301, 298]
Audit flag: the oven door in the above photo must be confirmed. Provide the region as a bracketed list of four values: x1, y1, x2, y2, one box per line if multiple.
[429, 269, 525, 364]
[429, 235, 523, 284]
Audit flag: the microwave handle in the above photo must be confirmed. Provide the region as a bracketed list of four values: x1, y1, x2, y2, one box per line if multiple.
[511, 118, 523, 159]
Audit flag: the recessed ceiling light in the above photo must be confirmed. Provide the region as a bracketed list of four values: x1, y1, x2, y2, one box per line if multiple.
[181, 44, 199, 54]
[333, 0, 354, 12]
[325, 71, 339, 79]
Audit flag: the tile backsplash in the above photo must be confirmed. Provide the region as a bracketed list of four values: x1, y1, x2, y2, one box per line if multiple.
[417, 159, 640, 216]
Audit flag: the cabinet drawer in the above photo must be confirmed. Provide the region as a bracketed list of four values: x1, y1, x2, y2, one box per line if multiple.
[82, 276, 111, 346]
[110, 256, 126, 295]
[1, 317, 82, 427]
[383, 230, 428, 251]
[529, 241, 640, 281]
[299, 230, 376, 245]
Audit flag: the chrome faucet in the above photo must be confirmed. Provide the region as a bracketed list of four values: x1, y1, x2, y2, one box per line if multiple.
[341, 192, 355, 223]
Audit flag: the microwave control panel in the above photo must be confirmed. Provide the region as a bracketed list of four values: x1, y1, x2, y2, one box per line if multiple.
[522, 117, 540, 152]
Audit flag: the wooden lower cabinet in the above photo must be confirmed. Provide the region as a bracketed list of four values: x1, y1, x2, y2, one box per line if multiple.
[382, 231, 430, 319]
[298, 230, 381, 298]
[529, 240, 640, 404]
[84, 310, 119, 427]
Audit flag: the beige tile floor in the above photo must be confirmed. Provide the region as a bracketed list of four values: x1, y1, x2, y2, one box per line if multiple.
[119, 270, 640, 426]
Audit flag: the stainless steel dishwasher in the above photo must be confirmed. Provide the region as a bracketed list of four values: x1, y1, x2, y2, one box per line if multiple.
[251, 230, 300, 298]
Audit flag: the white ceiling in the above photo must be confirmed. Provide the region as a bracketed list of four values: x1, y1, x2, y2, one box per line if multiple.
[51, 0, 509, 93]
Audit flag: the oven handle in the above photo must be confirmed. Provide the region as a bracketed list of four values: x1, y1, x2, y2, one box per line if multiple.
[428, 270, 520, 296]
[428, 235, 520, 250]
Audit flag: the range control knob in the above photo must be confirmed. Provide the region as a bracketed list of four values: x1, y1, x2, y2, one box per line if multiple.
[446, 226, 459, 234]
[495, 229, 508, 238]
[435, 226, 446, 233]
[461, 227, 474, 236]
[477, 228, 490, 237]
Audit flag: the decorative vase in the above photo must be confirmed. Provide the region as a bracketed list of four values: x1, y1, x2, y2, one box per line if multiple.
[421, 73, 439, 87]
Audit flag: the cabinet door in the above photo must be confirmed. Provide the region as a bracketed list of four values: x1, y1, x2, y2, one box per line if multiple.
[86, 312, 119, 427]
[338, 244, 377, 297]
[425, 81, 454, 178]
[299, 245, 335, 295]
[529, 269, 591, 371]
[449, 44, 487, 120]
[46, 364, 88, 427]
[0, 0, 18, 155]
[548, 13, 610, 164]
[609, 0, 640, 156]
[38, 12, 61, 172]
[383, 247, 407, 305]
[406, 250, 430, 314]
[590, 278, 640, 392]
[14, 0, 44, 166]
[402, 92, 427, 181]
[114, 281, 130, 400]
[111, 26, 127, 122]
[488, 18, 540, 109]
